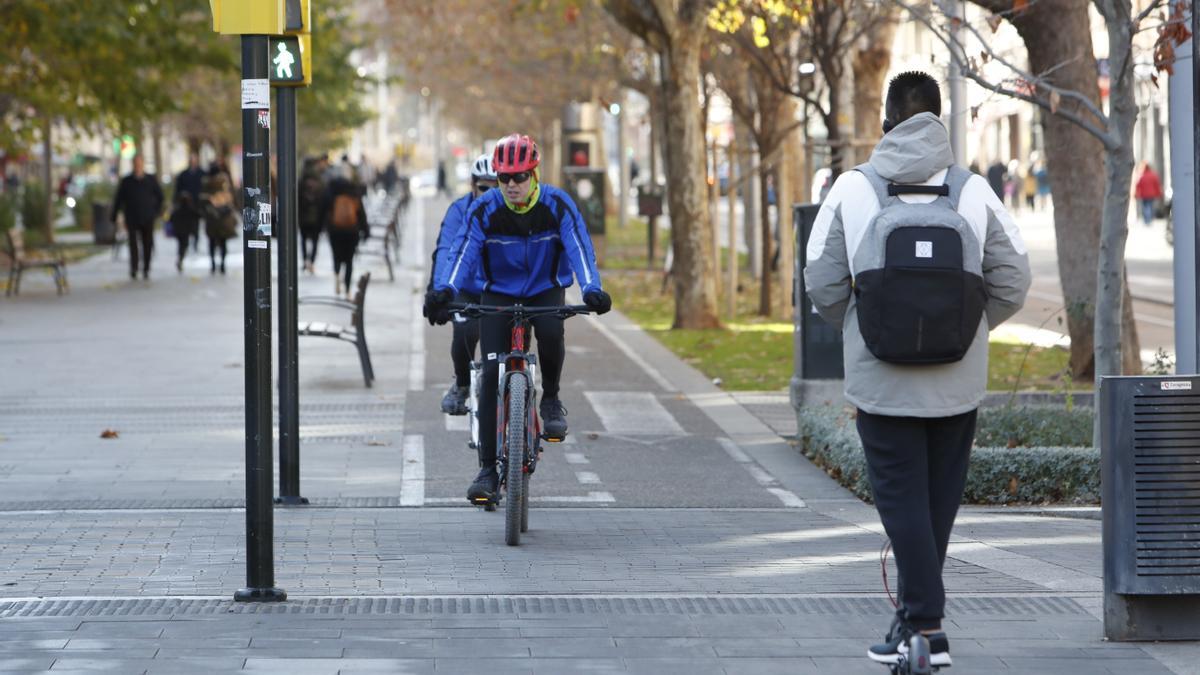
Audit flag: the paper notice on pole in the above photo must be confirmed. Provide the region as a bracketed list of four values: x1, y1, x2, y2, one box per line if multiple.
[248, 240, 268, 250]
[241, 79, 270, 109]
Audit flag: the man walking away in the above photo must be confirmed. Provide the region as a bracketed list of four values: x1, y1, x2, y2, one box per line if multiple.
[322, 165, 368, 298]
[111, 154, 164, 280]
[172, 153, 206, 271]
[804, 71, 1031, 668]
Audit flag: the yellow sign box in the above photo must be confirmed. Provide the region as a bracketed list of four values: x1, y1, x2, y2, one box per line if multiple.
[209, 0, 287, 35]
[285, 0, 311, 33]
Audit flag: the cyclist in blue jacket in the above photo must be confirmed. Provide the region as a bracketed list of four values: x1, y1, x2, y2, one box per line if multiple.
[424, 133, 612, 505]
[426, 154, 497, 415]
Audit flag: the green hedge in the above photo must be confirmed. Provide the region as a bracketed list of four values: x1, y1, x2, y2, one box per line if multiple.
[796, 405, 1100, 505]
[976, 405, 1092, 448]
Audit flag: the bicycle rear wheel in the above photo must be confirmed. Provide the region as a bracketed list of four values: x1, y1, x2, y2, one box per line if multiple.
[504, 376, 527, 546]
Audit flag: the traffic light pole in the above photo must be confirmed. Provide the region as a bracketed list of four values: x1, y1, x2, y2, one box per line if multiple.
[275, 86, 306, 506]
[235, 34, 286, 603]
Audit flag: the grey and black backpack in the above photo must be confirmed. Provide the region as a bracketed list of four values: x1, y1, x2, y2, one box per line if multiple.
[851, 163, 986, 365]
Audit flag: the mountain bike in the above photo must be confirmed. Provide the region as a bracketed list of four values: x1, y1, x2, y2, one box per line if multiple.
[449, 302, 592, 545]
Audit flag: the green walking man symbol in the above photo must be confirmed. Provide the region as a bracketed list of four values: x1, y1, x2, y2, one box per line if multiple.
[273, 42, 296, 79]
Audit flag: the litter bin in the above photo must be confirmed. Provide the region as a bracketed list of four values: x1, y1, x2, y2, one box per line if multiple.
[93, 202, 116, 245]
[791, 203, 844, 410]
[1101, 375, 1200, 640]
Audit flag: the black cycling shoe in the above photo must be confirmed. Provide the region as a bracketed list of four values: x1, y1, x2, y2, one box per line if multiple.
[440, 384, 469, 415]
[466, 467, 499, 505]
[540, 397, 568, 440]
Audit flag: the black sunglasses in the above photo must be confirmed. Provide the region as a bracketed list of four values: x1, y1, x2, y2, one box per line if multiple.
[497, 171, 531, 185]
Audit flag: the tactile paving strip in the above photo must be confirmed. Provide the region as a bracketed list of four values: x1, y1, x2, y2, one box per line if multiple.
[0, 595, 1089, 619]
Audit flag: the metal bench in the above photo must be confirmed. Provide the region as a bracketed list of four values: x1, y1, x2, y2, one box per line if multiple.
[4, 229, 69, 296]
[298, 272, 375, 387]
[358, 192, 402, 281]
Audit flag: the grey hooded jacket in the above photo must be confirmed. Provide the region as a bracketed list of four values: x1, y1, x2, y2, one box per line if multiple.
[803, 113, 1032, 417]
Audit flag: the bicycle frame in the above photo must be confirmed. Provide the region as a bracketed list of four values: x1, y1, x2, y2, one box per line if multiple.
[495, 319, 540, 483]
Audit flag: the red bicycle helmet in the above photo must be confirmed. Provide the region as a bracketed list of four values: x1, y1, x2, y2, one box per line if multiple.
[492, 134, 540, 173]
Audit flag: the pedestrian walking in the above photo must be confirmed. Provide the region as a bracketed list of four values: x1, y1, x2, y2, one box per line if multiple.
[322, 166, 368, 298]
[298, 157, 327, 274]
[985, 160, 1006, 200]
[172, 153, 206, 271]
[804, 71, 1031, 669]
[1135, 161, 1164, 225]
[201, 172, 237, 275]
[110, 154, 164, 280]
[1022, 166, 1038, 211]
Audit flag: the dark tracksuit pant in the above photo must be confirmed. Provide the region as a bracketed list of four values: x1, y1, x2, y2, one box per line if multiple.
[476, 287, 565, 467]
[329, 230, 360, 290]
[855, 409, 977, 632]
[127, 223, 154, 276]
[450, 292, 481, 387]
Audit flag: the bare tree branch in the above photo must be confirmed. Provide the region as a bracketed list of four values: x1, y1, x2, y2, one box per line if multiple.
[893, 0, 1117, 148]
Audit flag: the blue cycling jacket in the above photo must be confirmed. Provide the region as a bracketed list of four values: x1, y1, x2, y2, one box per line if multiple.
[436, 184, 602, 298]
[429, 193, 484, 295]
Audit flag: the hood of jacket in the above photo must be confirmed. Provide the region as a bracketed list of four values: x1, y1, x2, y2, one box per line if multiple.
[868, 112, 955, 183]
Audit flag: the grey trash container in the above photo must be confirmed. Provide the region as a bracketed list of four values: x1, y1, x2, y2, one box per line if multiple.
[1101, 375, 1200, 640]
[93, 202, 116, 245]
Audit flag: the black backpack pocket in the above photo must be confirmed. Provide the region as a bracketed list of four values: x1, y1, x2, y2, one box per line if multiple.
[855, 227, 984, 365]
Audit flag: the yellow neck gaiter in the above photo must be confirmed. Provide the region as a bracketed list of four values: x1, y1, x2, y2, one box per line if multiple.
[503, 169, 541, 214]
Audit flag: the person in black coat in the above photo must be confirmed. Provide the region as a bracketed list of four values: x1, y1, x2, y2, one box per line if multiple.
[110, 154, 164, 280]
[321, 168, 369, 297]
[171, 153, 205, 271]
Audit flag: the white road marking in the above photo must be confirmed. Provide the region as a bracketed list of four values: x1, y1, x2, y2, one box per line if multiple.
[584, 391, 684, 435]
[564, 453, 589, 465]
[716, 437, 751, 463]
[745, 464, 777, 486]
[767, 487, 807, 509]
[409, 291, 425, 391]
[718, 437, 806, 509]
[444, 415, 469, 431]
[575, 471, 601, 485]
[400, 435, 425, 506]
[583, 314, 676, 392]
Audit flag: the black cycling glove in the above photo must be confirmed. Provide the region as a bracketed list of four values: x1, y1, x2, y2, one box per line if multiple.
[584, 289, 612, 315]
[423, 288, 454, 326]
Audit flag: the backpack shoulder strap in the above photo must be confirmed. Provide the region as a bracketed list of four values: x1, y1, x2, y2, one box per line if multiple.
[853, 162, 894, 209]
[943, 165, 972, 211]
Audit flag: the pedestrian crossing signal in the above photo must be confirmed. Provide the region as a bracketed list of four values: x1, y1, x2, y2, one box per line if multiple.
[269, 35, 311, 87]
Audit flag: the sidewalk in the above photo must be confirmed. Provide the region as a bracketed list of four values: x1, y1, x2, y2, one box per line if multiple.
[0, 196, 1195, 674]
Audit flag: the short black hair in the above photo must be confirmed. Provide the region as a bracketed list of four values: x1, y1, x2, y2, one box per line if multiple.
[885, 71, 942, 129]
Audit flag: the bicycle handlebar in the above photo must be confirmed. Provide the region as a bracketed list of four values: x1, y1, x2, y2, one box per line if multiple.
[446, 302, 593, 320]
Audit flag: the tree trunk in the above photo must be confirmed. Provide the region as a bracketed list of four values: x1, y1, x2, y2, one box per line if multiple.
[42, 116, 54, 243]
[735, 115, 760, 279]
[776, 100, 796, 318]
[1001, 0, 1143, 381]
[758, 161, 773, 315]
[1093, 7, 1139, 384]
[663, 33, 721, 329]
[852, 10, 898, 164]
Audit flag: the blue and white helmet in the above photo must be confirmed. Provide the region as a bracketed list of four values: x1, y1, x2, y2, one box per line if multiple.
[471, 153, 496, 181]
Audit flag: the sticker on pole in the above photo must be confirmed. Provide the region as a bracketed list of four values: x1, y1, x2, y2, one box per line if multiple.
[1162, 380, 1193, 391]
[241, 78, 270, 109]
[248, 240, 268, 250]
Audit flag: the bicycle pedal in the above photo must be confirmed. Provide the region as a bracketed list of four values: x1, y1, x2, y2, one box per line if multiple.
[540, 433, 566, 443]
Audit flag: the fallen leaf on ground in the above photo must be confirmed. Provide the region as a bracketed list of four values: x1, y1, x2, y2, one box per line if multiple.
[100, 429, 120, 439]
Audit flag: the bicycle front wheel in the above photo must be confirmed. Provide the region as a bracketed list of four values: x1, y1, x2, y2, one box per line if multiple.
[504, 376, 528, 546]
